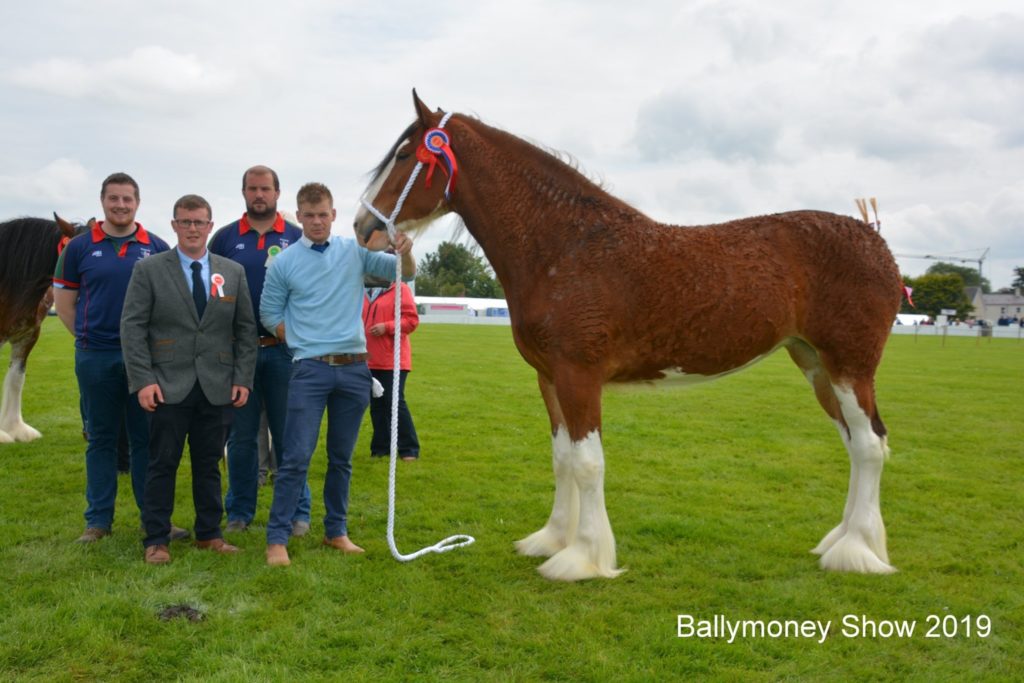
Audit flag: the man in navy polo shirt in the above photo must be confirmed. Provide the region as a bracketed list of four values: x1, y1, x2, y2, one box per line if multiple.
[53, 172, 187, 544]
[209, 165, 312, 534]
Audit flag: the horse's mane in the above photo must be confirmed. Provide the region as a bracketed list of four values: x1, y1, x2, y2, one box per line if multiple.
[467, 116, 645, 223]
[371, 115, 617, 205]
[0, 217, 66, 318]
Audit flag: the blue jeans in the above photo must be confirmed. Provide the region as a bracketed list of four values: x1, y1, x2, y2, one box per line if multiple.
[75, 348, 150, 530]
[225, 345, 311, 524]
[266, 359, 371, 545]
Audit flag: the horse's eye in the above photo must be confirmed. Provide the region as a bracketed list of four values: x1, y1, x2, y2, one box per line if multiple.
[396, 151, 411, 161]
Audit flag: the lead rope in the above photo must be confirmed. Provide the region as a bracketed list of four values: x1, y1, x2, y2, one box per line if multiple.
[362, 112, 475, 561]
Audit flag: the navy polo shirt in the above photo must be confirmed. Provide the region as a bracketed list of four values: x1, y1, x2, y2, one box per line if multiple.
[208, 212, 301, 338]
[53, 221, 170, 350]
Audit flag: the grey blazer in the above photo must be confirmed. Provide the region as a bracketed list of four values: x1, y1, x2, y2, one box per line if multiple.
[121, 249, 257, 406]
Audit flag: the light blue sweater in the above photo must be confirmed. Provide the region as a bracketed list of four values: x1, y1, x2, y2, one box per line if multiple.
[260, 236, 399, 360]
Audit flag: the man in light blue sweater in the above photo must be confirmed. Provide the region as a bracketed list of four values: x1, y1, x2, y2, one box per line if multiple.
[261, 182, 415, 567]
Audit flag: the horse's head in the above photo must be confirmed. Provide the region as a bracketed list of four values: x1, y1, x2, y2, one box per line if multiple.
[53, 213, 91, 253]
[54, 213, 91, 238]
[353, 91, 453, 249]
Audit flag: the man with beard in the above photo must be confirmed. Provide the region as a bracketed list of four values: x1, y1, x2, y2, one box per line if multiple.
[209, 166, 311, 535]
[54, 172, 189, 544]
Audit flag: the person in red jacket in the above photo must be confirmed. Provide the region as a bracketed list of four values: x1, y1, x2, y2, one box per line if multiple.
[363, 276, 420, 460]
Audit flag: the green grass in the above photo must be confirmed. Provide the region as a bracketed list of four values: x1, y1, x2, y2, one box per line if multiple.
[0, 319, 1021, 681]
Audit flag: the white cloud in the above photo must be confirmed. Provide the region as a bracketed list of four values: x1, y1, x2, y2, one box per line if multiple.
[0, 0, 1021, 287]
[7, 46, 237, 108]
[0, 158, 90, 210]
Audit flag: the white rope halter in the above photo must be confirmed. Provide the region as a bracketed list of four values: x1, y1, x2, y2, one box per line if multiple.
[360, 112, 475, 561]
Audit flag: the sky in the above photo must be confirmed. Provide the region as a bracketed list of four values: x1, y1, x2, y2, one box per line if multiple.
[1, 0, 1021, 289]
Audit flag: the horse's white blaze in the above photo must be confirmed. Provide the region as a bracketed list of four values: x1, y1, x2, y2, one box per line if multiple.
[354, 146, 403, 228]
[355, 141, 448, 236]
[537, 430, 623, 581]
[0, 363, 40, 443]
[814, 384, 894, 574]
[515, 426, 578, 557]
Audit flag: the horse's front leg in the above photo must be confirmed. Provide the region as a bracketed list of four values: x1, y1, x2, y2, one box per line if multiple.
[0, 332, 43, 443]
[536, 372, 622, 581]
[516, 375, 578, 557]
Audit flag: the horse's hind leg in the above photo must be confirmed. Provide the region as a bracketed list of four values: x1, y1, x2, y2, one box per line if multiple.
[787, 341, 894, 574]
[0, 328, 44, 443]
[515, 374, 579, 558]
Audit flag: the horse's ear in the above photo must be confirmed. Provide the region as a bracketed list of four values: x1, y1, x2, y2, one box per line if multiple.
[412, 89, 432, 127]
[54, 213, 76, 238]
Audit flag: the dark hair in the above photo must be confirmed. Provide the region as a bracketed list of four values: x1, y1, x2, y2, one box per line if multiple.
[101, 172, 139, 200]
[243, 165, 281, 192]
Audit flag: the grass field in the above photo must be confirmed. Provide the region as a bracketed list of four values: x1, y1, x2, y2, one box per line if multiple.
[1, 319, 1021, 681]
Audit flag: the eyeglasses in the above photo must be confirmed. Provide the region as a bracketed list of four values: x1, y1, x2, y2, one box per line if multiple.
[175, 219, 210, 228]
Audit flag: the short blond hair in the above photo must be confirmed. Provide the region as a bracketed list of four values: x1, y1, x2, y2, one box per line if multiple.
[296, 182, 333, 208]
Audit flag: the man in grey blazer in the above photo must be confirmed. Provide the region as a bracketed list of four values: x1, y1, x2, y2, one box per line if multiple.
[121, 194, 258, 565]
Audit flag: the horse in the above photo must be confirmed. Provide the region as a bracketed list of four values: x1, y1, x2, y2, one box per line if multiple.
[0, 215, 80, 443]
[354, 93, 903, 581]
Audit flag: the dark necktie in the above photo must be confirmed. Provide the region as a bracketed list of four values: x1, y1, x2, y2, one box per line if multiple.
[311, 242, 329, 253]
[191, 261, 206, 319]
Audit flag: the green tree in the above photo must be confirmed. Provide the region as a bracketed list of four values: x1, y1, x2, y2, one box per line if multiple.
[415, 242, 504, 298]
[1011, 266, 1024, 290]
[925, 262, 990, 293]
[901, 273, 973, 319]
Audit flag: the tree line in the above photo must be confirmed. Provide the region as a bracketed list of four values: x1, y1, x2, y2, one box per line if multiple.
[900, 263, 1024, 319]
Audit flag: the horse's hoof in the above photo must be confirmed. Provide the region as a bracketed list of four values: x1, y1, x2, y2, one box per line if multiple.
[0, 429, 13, 444]
[818, 535, 895, 574]
[2, 423, 41, 442]
[537, 544, 624, 581]
[515, 528, 566, 558]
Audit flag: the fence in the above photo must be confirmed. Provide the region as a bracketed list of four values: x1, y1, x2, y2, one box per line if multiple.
[889, 323, 1023, 342]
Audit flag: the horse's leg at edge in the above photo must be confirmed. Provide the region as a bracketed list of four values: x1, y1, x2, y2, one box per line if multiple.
[515, 373, 579, 558]
[0, 328, 43, 443]
[537, 369, 622, 581]
[786, 341, 893, 574]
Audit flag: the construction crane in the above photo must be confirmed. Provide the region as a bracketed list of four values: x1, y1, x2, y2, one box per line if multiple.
[894, 248, 990, 281]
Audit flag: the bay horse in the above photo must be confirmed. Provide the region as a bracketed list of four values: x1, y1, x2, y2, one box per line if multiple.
[0, 215, 80, 442]
[354, 93, 903, 581]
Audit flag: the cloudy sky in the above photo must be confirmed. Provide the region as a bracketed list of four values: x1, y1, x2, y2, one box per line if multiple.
[2, 0, 1021, 288]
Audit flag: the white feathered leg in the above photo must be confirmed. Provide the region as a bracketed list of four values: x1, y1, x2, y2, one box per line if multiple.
[815, 385, 894, 574]
[538, 430, 622, 581]
[516, 427, 578, 557]
[0, 360, 40, 443]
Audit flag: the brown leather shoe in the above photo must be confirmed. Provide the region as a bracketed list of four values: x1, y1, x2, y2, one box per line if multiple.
[266, 544, 290, 567]
[195, 538, 240, 554]
[76, 527, 111, 543]
[322, 535, 365, 554]
[145, 545, 171, 565]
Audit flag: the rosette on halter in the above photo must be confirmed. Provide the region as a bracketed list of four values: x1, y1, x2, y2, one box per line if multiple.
[417, 127, 458, 200]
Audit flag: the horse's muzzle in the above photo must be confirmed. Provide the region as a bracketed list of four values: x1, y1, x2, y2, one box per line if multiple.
[353, 211, 393, 251]
[352, 212, 386, 248]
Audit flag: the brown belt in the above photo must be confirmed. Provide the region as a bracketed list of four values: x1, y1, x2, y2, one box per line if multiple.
[259, 336, 280, 347]
[310, 353, 368, 366]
